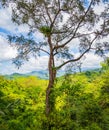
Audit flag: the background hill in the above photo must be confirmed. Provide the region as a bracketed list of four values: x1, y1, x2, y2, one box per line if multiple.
[4, 68, 101, 80]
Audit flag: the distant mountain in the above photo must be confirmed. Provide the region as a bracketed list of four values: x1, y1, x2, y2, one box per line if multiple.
[4, 70, 49, 79]
[26, 70, 48, 79]
[4, 68, 101, 80]
[4, 73, 27, 79]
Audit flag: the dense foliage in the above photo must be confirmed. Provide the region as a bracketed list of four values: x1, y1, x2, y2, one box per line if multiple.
[0, 68, 109, 130]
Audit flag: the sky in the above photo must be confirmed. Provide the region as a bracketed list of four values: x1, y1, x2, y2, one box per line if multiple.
[0, 1, 108, 75]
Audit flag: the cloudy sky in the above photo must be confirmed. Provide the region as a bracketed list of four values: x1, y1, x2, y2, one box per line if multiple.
[0, 2, 108, 75]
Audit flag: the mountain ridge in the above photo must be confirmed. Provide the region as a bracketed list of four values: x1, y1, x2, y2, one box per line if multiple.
[3, 68, 101, 79]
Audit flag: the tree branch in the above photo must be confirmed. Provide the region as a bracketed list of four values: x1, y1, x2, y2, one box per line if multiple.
[55, 49, 89, 70]
[43, 1, 52, 24]
[56, 33, 97, 70]
[39, 48, 50, 55]
[53, 0, 94, 50]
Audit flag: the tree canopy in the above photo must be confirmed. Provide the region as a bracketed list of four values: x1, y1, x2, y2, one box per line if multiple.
[1, 0, 109, 116]
[1, 0, 109, 67]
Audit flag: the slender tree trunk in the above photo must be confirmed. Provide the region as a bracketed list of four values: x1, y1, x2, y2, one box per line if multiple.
[46, 53, 56, 116]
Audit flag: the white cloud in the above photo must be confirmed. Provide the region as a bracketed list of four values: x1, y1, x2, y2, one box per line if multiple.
[0, 5, 45, 43]
[0, 5, 29, 34]
[0, 55, 49, 74]
[19, 56, 49, 73]
[0, 35, 17, 61]
[0, 35, 48, 75]
[94, 2, 106, 15]
[82, 53, 103, 69]
[0, 41, 105, 75]
[0, 2, 108, 75]
[0, 6, 13, 30]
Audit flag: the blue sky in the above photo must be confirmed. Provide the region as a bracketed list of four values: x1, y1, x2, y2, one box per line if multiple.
[0, 1, 108, 75]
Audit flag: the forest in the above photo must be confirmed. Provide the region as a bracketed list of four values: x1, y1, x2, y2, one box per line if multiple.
[0, 61, 109, 130]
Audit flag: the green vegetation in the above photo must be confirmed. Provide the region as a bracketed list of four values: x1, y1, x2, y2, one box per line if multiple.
[1, 0, 109, 116]
[0, 67, 109, 130]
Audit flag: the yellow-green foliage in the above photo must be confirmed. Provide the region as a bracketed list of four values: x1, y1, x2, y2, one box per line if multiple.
[0, 76, 48, 130]
[0, 70, 109, 130]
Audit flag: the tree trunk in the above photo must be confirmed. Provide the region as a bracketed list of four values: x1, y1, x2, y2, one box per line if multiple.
[46, 53, 56, 116]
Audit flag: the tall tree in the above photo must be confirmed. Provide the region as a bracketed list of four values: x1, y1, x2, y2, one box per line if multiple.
[1, 0, 109, 116]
